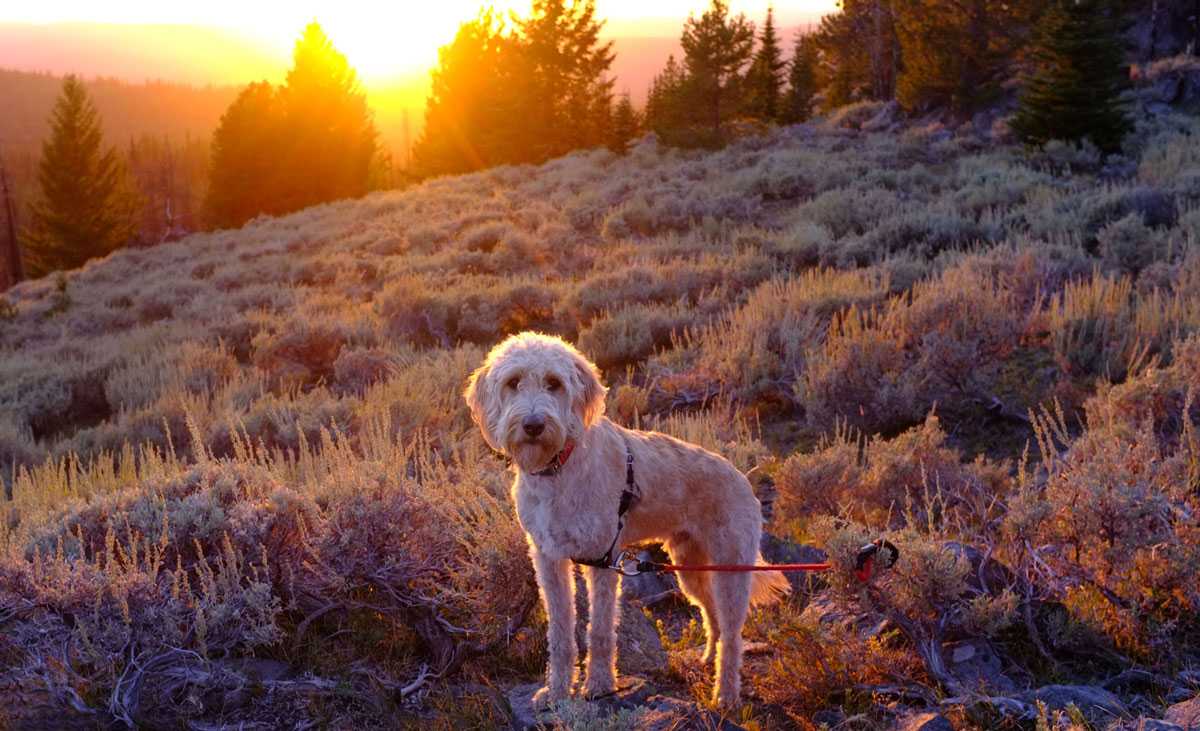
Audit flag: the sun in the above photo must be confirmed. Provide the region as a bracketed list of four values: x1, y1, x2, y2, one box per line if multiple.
[287, 3, 527, 82]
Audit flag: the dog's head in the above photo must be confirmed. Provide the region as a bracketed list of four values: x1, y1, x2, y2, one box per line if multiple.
[464, 332, 606, 472]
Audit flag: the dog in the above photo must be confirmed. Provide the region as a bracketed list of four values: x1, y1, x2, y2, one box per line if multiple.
[464, 332, 788, 710]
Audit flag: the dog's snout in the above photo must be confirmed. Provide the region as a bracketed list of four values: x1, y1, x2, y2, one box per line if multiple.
[522, 416, 546, 438]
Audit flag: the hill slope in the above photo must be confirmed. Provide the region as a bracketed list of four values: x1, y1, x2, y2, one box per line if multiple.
[2, 105, 1200, 728]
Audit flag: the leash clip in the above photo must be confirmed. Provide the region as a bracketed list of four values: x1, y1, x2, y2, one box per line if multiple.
[612, 550, 644, 576]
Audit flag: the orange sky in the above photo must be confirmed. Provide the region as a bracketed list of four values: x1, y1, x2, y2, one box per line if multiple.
[3, 2, 836, 84]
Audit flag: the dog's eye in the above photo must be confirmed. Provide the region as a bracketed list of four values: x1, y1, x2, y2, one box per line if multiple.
[505, 376, 520, 390]
[546, 377, 562, 392]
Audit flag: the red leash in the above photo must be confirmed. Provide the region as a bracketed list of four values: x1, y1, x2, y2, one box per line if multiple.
[615, 539, 899, 583]
[653, 562, 831, 572]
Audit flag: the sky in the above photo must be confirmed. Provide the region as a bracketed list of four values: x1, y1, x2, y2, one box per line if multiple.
[2, 1, 836, 83]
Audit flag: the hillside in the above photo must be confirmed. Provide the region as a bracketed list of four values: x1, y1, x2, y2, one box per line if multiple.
[2, 99, 1200, 728]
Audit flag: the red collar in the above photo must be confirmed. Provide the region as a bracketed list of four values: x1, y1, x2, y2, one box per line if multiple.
[532, 439, 575, 476]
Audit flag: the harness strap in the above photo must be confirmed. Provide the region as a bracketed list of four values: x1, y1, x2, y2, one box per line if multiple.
[572, 443, 640, 570]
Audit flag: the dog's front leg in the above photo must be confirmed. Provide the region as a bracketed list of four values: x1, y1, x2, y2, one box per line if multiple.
[531, 549, 576, 710]
[582, 565, 619, 698]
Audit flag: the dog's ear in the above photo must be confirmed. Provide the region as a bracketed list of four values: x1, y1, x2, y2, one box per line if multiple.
[569, 347, 607, 428]
[464, 361, 502, 451]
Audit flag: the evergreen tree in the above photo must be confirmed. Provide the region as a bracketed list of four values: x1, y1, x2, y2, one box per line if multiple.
[608, 92, 641, 154]
[515, 0, 615, 162]
[744, 7, 787, 122]
[814, 0, 898, 107]
[276, 22, 377, 212]
[413, 11, 513, 176]
[894, 0, 1036, 114]
[205, 82, 283, 228]
[1011, 0, 1131, 153]
[25, 76, 138, 275]
[645, 55, 688, 138]
[680, 0, 755, 140]
[783, 32, 820, 124]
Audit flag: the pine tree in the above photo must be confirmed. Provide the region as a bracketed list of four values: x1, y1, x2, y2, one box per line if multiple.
[744, 7, 787, 122]
[413, 11, 513, 176]
[516, 0, 615, 162]
[783, 32, 819, 123]
[25, 76, 138, 276]
[276, 22, 377, 212]
[206, 82, 284, 228]
[608, 93, 641, 154]
[1011, 0, 1131, 153]
[680, 0, 755, 140]
[645, 55, 687, 137]
[894, 0, 1035, 114]
[814, 0, 898, 107]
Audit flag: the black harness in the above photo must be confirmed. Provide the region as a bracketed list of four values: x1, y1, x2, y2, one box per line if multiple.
[571, 443, 640, 570]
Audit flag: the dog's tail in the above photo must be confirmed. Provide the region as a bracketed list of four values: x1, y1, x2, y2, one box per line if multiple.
[749, 554, 791, 606]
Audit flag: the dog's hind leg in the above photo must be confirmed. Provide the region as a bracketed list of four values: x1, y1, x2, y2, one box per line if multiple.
[710, 570, 752, 709]
[531, 549, 577, 709]
[666, 535, 721, 666]
[582, 565, 619, 697]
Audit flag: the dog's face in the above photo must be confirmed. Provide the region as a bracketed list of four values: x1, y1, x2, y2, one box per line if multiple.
[465, 333, 606, 472]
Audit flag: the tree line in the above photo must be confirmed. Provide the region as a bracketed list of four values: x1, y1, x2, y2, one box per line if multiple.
[0, 0, 1151, 285]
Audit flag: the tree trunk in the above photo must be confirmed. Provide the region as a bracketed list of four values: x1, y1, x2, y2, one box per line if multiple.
[0, 161, 24, 289]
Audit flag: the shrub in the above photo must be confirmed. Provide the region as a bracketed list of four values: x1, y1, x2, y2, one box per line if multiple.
[801, 263, 1026, 435]
[576, 302, 698, 372]
[252, 320, 349, 390]
[688, 268, 891, 406]
[774, 414, 1009, 529]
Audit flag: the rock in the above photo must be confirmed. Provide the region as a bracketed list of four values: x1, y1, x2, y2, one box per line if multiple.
[893, 711, 953, 731]
[1122, 187, 1178, 229]
[941, 542, 1015, 597]
[1166, 696, 1200, 730]
[812, 707, 847, 728]
[761, 533, 827, 594]
[621, 550, 678, 603]
[575, 587, 668, 676]
[943, 639, 1016, 694]
[1022, 685, 1127, 725]
[1108, 720, 1184, 731]
[800, 590, 890, 640]
[506, 676, 746, 731]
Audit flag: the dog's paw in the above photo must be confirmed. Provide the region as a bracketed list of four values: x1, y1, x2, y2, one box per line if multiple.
[582, 674, 617, 699]
[531, 686, 566, 712]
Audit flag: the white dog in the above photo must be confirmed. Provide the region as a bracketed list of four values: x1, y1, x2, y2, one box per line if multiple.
[465, 332, 787, 709]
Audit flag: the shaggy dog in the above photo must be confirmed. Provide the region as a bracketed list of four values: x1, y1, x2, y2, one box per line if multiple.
[465, 332, 787, 710]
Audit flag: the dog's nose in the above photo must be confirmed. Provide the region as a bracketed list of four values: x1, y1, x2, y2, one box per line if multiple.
[523, 417, 545, 438]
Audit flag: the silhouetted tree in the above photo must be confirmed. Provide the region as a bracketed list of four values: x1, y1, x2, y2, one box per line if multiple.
[276, 22, 377, 212]
[515, 0, 615, 161]
[414, 2, 614, 177]
[645, 55, 689, 140]
[25, 76, 138, 275]
[206, 24, 378, 227]
[1011, 0, 1131, 153]
[814, 0, 898, 107]
[413, 11, 512, 176]
[895, 0, 1037, 114]
[783, 32, 820, 123]
[681, 0, 755, 139]
[205, 82, 283, 228]
[744, 7, 787, 122]
[608, 92, 641, 154]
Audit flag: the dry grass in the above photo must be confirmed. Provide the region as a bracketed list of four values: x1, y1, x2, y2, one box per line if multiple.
[2, 108, 1200, 726]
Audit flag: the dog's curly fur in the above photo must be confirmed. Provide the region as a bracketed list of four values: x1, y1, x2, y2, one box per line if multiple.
[465, 332, 787, 709]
